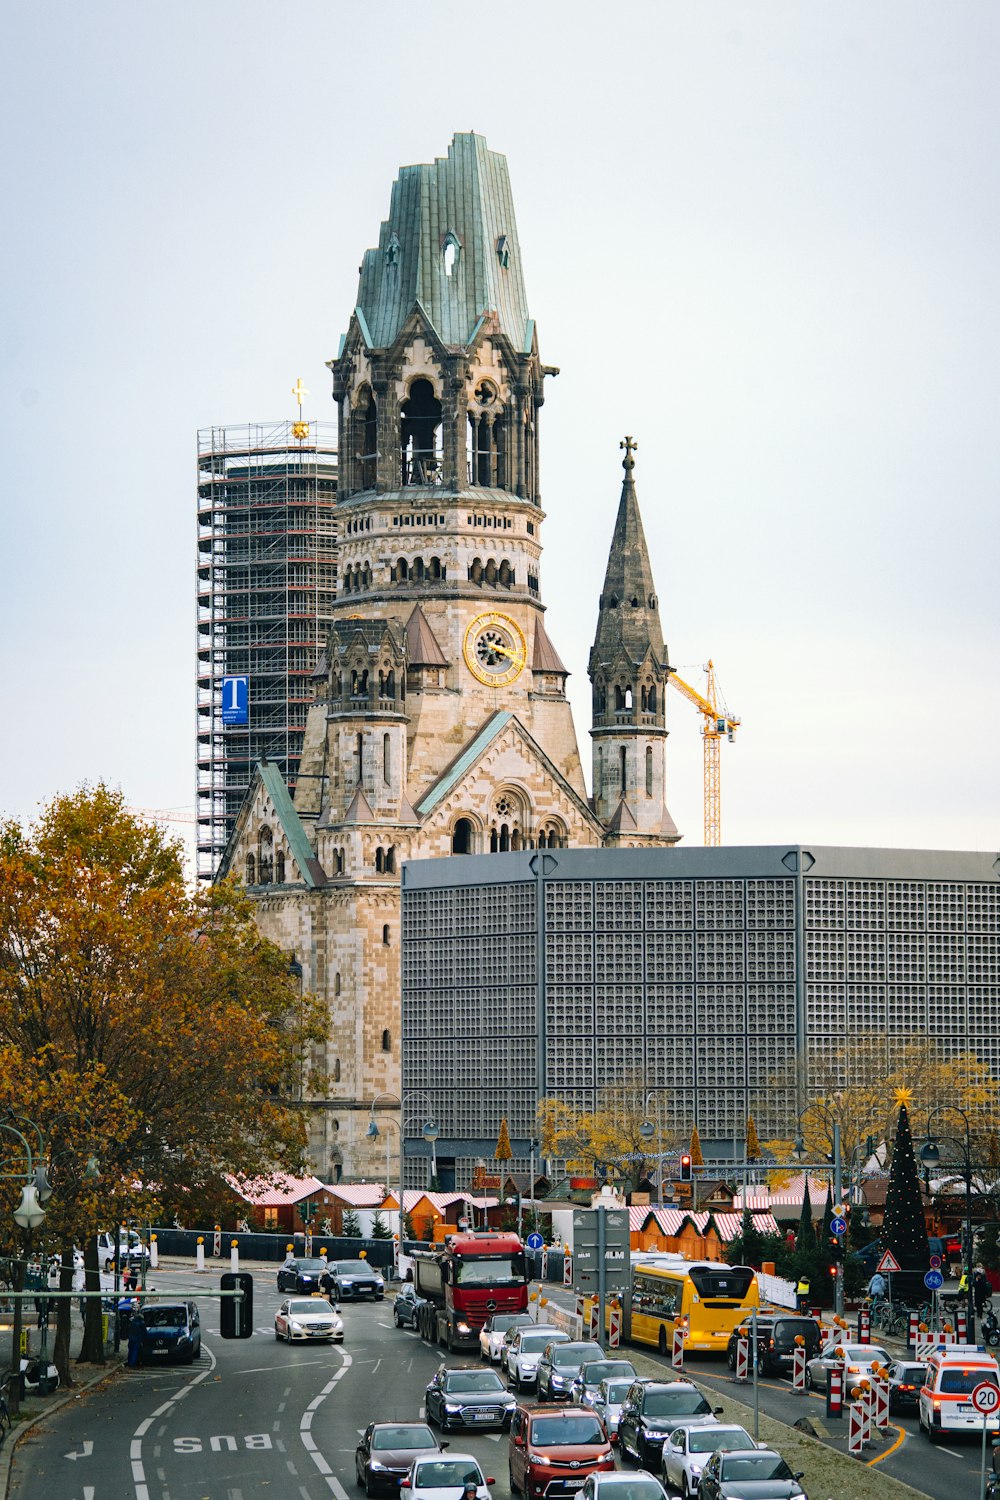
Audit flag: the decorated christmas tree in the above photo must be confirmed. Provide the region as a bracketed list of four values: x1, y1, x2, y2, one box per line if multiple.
[882, 1088, 930, 1290]
[690, 1125, 705, 1167]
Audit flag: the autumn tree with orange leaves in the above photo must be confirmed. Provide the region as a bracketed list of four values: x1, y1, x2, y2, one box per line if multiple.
[0, 786, 327, 1379]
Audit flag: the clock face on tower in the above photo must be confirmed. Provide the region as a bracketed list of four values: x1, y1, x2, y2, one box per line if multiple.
[463, 611, 527, 687]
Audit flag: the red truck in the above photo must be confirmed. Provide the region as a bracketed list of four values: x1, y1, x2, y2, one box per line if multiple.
[411, 1231, 528, 1352]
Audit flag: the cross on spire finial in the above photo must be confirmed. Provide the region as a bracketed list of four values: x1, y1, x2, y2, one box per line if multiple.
[620, 435, 638, 474]
[291, 377, 310, 441]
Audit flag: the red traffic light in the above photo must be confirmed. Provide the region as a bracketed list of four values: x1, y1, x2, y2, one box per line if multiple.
[679, 1154, 693, 1183]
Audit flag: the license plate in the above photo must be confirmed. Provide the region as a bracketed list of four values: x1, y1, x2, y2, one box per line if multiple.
[565, 1481, 585, 1490]
[959, 1404, 973, 1412]
[470, 1412, 492, 1421]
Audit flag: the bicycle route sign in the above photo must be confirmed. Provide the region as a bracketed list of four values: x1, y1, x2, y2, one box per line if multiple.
[924, 1269, 944, 1291]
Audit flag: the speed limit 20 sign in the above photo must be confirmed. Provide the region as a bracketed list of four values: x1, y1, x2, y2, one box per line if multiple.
[971, 1381, 1000, 1416]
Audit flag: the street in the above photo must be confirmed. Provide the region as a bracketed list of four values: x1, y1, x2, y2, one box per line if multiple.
[6, 1265, 996, 1500]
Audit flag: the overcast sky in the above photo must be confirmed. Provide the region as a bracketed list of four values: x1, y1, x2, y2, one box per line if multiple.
[2, 1, 997, 859]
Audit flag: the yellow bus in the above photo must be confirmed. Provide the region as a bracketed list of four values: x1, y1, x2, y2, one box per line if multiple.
[625, 1257, 759, 1356]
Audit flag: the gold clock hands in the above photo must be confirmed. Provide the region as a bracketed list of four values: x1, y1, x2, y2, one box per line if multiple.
[491, 643, 525, 667]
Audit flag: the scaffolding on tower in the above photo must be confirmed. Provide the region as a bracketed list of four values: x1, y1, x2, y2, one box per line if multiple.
[668, 661, 740, 847]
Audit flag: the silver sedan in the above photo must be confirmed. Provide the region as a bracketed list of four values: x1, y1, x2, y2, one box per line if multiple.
[275, 1296, 344, 1342]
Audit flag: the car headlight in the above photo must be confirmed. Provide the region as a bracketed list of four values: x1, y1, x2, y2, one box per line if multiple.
[444, 1403, 463, 1415]
[289, 1321, 303, 1332]
[456, 1321, 471, 1334]
[368, 1460, 388, 1472]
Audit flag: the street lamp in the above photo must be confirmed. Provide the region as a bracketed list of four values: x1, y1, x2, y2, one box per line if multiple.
[793, 1107, 845, 1317]
[921, 1105, 975, 1340]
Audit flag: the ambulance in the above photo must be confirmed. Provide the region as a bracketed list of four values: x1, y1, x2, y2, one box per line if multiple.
[918, 1344, 1000, 1440]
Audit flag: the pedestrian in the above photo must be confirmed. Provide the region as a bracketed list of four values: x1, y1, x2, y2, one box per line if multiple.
[796, 1274, 811, 1314]
[74, 1260, 86, 1322]
[127, 1308, 146, 1367]
[320, 1264, 336, 1303]
[974, 1267, 991, 1317]
[867, 1271, 887, 1299]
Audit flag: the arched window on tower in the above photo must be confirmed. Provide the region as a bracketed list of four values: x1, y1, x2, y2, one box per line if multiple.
[646, 746, 654, 797]
[452, 818, 474, 854]
[620, 746, 627, 792]
[258, 826, 274, 885]
[648, 683, 657, 713]
[245, 853, 255, 884]
[358, 386, 377, 491]
[275, 849, 286, 883]
[401, 378, 442, 485]
[383, 732, 391, 782]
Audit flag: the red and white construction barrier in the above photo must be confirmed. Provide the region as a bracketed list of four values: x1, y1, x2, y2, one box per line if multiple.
[792, 1344, 807, 1392]
[588, 1300, 600, 1341]
[826, 1367, 844, 1419]
[609, 1302, 622, 1349]
[563, 1254, 572, 1287]
[671, 1325, 684, 1371]
[540, 1248, 548, 1279]
[734, 1333, 750, 1383]
[908, 1311, 919, 1350]
[575, 1295, 584, 1326]
[957, 1308, 968, 1341]
[872, 1376, 890, 1430]
[848, 1400, 866, 1455]
[857, 1307, 870, 1344]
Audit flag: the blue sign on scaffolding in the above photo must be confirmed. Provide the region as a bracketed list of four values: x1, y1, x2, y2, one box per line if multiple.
[221, 675, 249, 726]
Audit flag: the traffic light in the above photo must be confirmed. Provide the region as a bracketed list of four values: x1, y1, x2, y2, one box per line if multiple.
[679, 1154, 693, 1183]
[829, 1239, 844, 1264]
[220, 1272, 254, 1338]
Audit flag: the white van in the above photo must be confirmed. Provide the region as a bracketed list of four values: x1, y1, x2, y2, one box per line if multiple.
[918, 1344, 1000, 1439]
[96, 1230, 150, 1271]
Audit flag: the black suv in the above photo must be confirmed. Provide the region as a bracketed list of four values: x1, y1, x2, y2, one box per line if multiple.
[725, 1314, 820, 1376]
[617, 1380, 720, 1469]
[536, 1339, 605, 1401]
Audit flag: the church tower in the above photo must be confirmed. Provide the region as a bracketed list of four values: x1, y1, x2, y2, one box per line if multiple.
[220, 134, 603, 1185]
[589, 439, 681, 845]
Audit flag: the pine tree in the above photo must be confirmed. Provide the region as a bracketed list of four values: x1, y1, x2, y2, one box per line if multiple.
[745, 1115, 761, 1162]
[729, 1207, 765, 1268]
[690, 1125, 705, 1167]
[341, 1208, 362, 1238]
[883, 1091, 930, 1290]
[370, 1208, 392, 1240]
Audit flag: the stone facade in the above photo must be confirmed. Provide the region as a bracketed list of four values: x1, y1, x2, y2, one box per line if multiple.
[217, 133, 682, 1181]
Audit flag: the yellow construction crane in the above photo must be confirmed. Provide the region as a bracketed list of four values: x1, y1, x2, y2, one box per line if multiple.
[668, 661, 740, 847]
[129, 806, 198, 826]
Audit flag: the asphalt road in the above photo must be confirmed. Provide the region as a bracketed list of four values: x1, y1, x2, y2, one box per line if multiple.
[6, 1267, 996, 1500]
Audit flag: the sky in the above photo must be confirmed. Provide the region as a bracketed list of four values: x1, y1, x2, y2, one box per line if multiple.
[2, 1, 998, 860]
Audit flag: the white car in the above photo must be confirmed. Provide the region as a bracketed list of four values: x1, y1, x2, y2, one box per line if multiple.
[403, 1452, 492, 1500]
[275, 1296, 344, 1342]
[805, 1342, 890, 1395]
[97, 1231, 150, 1272]
[507, 1325, 568, 1391]
[589, 1376, 635, 1435]
[661, 1422, 756, 1498]
[480, 1312, 533, 1363]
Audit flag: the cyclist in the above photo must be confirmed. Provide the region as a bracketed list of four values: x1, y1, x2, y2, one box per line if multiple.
[867, 1270, 887, 1299]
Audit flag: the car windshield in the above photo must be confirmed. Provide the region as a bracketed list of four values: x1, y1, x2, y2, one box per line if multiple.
[689, 1428, 752, 1455]
[444, 1371, 505, 1392]
[941, 1370, 999, 1394]
[520, 1331, 562, 1353]
[493, 1314, 531, 1333]
[142, 1308, 186, 1329]
[553, 1343, 601, 1367]
[602, 1381, 633, 1403]
[531, 1416, 606, 1446]
[334, 1261, 377, 1275]
[294, 1260, 328, 1274]
[412, 1461, 483, 1486]
[289, 1299, 331, 1315]
[371, 1428, 436, 1451]
[582, 1362, 633, 1384]
[454, 1256, 522, 1286]
[720, 1455, 794, 1481]
[644, 1391, 711, 1417]
[841, 1346, 887, 1363]
[597, 1482, 664, 1500]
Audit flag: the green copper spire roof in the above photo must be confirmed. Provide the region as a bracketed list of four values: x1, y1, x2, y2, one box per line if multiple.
[354, 132, 532, 351]
[592, 437, 668, 667]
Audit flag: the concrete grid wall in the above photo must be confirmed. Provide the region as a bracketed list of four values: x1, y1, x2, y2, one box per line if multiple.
[400, 846, 1000, 1185]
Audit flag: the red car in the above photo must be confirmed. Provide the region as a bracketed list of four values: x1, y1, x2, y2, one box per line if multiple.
[508, 1405, 614, 1498]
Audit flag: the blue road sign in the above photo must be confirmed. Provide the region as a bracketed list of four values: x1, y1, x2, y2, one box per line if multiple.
[830, 1217, 847, 1236]
[929, 1254, 942, 1270]
[924, 1268, 944, 1291]
[526, 1232, 544, 1250]
[221, 675, 249, 725]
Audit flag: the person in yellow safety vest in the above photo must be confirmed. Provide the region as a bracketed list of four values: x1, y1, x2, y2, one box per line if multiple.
[958, 1270, 970, 1296]
[796, 1276, 811, 1313]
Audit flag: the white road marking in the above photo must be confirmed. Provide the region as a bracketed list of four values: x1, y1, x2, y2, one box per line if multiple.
[372, 1359, 381, 1373]
[130, 1338, 218, 1500]
[938, 1446, 965, 1457]
[298, 1345, 353, 1493]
